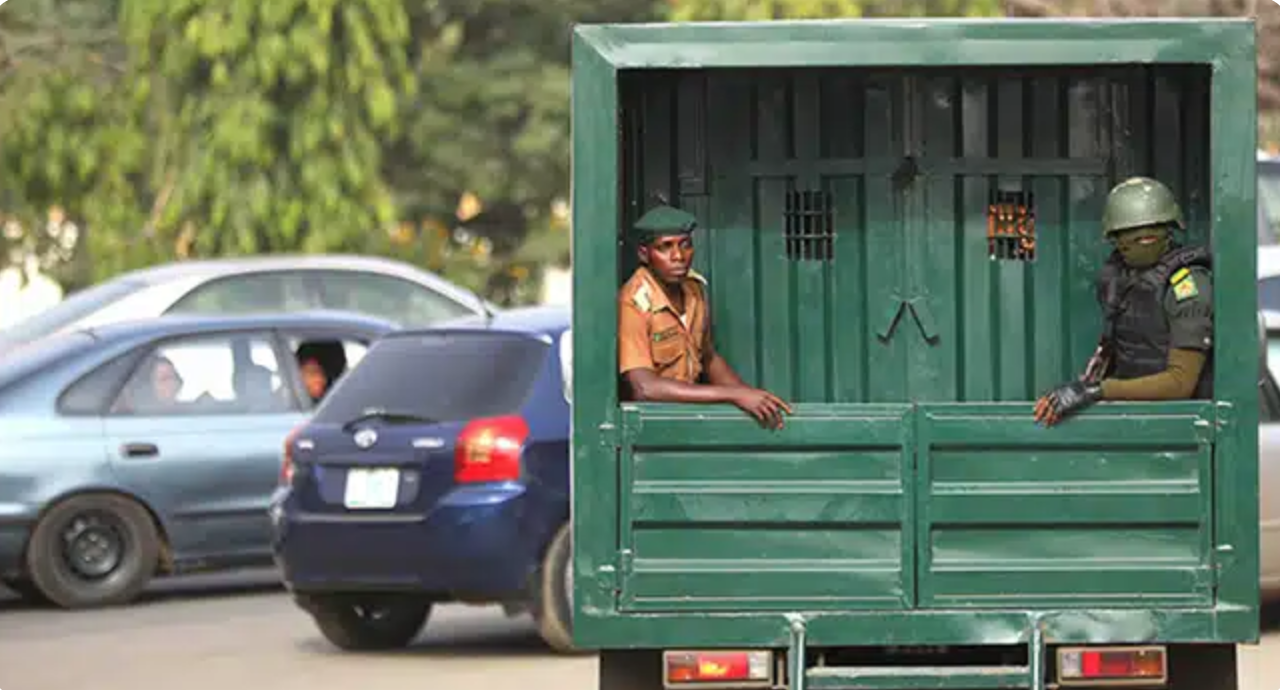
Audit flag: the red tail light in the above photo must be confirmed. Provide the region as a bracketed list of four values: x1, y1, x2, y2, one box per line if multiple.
[281, 425, 305, 485]
[664, 650, 772, 686]
[454, 416, 529, 483]
[1057, 646, 1167, 685]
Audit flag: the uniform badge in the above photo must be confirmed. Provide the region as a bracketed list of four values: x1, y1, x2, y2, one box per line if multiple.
[1171, 271, 1199, 302]
[653, 327, 679, 343]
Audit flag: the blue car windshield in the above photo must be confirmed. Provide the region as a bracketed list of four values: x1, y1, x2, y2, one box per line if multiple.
[313, 331, 549, 426]
[0, 278, 146, 351]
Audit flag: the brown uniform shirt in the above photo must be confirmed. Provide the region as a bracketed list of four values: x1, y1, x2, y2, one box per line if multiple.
[618, 266, 710, 384]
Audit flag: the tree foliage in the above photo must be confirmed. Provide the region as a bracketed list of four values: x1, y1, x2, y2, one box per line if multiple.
[4, 0, 1267, 305]
[1004, 0, 1280, 120]
[121, 0, 414, 259]
[0, 0, 661, 302]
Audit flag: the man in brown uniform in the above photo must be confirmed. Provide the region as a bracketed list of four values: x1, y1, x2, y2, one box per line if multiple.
[617, 204, 792, 429]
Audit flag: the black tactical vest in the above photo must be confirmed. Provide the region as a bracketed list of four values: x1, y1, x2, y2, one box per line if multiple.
[1094, 244, 1214, 399]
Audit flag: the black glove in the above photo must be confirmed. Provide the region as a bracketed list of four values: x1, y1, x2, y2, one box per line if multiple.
[1034, 380, 1102, 427]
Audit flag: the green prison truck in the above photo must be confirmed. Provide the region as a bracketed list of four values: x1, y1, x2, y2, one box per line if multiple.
[568, 17, 1259, 690]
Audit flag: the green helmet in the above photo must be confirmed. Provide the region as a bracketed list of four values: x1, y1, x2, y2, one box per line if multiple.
[1101, 176, 1184, 236]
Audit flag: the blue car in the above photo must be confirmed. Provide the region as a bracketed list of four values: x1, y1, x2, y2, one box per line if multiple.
[0, 311, 397, 608]
[270, 305, 574, 653]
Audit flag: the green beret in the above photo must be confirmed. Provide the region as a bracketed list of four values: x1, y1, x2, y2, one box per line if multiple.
[632, 204, 698, 240]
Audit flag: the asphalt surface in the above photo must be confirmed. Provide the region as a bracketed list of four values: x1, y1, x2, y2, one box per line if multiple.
[0, 570, 1277, 690]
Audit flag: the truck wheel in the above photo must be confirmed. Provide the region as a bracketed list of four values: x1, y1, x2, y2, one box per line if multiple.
[308, 594, 431, 651]
[534, 522, 582, 654]
[1, 576, 51, 605]
[25, 493, 160, 609]
[599, 649, 663, 690]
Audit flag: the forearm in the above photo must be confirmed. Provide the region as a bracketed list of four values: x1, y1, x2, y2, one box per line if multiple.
[704, 352, 747, 388]
[1100, 348, 1206, 401]
[629, 374, 741, 404]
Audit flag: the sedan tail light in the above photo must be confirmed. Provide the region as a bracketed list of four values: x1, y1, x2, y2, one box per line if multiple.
[454, 416, 529, 483]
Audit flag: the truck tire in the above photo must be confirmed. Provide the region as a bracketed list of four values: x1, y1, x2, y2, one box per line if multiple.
[308, 594, 431, 651]
[534, 522, 584, 653]
[599, 649, 663, 690]
[25, 493, 160, 609]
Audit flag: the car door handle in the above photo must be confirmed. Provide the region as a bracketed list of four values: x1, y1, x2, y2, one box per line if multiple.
[120, 442, 159, 458]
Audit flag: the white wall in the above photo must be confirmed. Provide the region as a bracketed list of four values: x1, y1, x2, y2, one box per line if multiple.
[0, 260, 63, 328]
[540, 265, 571, 306]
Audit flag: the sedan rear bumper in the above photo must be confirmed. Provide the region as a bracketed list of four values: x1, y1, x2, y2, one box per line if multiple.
[270, 483, 555, 597]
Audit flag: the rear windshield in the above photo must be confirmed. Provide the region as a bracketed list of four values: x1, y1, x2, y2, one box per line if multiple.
[312, 331, 550, 426]
[0, 331, 96, 391]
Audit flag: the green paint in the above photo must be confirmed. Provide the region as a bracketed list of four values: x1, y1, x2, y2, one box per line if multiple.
[571, 16, 1257, 685]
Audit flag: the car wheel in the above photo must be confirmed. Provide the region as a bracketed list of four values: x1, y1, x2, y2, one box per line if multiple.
[534, 522, 582, 654]
[308, 595, 432, 651]
[1, 576, 51, 605]
[25, 493, 161, 609]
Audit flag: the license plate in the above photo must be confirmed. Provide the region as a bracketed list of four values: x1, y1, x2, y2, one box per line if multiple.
[343, 468, 400, 509]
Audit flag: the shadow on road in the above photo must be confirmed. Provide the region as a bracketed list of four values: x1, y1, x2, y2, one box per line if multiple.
[0, 569, 285, 613]
[1261, 602, 1280, 632]
[297, 628, 561, 659]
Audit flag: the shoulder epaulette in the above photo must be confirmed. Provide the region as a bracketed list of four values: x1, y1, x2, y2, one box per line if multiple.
[631, 282, 653, 312]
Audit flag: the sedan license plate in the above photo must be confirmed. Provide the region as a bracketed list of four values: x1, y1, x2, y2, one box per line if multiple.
[343, 468, 400, 509]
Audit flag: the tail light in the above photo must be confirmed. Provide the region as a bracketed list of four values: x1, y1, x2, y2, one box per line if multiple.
[454, 416, 529, 483]
[1057, 646, 1167, 686]
[281, 424, 306, 485]
[664, 650, 772, 686]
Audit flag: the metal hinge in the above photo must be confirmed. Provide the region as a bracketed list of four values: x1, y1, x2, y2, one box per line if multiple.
[598, 422, 620, 447]
[597, 548, 632, 604]
[1212, 543, 1233, 584]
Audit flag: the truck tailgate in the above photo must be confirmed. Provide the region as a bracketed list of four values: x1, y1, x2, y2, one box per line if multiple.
[616, 401, 1217, 613]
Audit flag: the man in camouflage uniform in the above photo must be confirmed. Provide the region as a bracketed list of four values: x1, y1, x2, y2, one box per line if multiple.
[1035, 176, 1214, 427]
[617, 204, 792, 429]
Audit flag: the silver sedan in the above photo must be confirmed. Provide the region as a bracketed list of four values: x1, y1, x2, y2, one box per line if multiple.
[0, 254, 495, 354]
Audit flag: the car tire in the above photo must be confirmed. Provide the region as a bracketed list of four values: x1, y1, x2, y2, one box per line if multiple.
[25, 493, 161, 609]
[1, 576, 51, 605]
[534, 522, 582, 654]
[308, 595, 432, 651]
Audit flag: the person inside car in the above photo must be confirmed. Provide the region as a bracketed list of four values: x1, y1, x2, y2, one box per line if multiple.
[295, 341, 347, 404]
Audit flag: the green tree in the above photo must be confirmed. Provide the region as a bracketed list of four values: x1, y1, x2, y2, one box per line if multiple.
[1, 0, 419, 285]
[386, 0, 663, 302]
[0, 0, 666, 305]
[0, 0, 135, 289]
[119, 0, 415, 262]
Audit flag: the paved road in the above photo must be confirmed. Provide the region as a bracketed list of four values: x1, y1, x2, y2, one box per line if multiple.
[0, 570, 1277, 690]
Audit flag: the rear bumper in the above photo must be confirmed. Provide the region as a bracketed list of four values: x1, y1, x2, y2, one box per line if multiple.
[270, 483, 554, 596]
